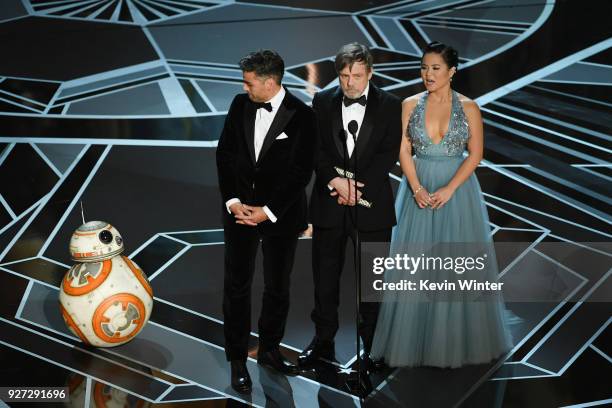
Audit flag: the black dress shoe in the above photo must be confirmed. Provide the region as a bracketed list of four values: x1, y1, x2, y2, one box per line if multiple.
[257, 349, 300, 376]
[297, 338, 335, 368]
[230, 360, 252, 394]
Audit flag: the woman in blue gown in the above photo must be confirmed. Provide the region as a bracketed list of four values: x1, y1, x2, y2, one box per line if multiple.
[370, 42, 512, 368]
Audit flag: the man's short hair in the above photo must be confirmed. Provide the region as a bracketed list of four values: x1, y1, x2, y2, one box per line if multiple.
[239, 49, 284, 85]
[334, 42, 373, 73]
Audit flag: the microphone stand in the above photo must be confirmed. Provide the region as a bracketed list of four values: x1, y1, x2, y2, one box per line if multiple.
[345, 121, 370, 399]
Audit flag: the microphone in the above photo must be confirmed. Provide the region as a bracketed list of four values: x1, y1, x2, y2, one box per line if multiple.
[348, 120, 359, 141]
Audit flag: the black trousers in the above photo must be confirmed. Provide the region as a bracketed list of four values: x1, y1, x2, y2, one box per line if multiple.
[223, 222, 298, 361]
[311, 213, 391, 353]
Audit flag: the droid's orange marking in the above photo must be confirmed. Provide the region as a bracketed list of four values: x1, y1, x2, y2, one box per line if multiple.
[122, 256, 153, 298]
[63, 259, 112, 296]
[73, 251, 99, 258]
[74, 231, 97, 236]
[93, 382, 111, 407]
[59, 302, 89, 345]
[92, 293, 146, 344]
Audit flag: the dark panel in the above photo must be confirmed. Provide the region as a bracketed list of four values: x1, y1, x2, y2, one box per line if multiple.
[56, 74, 169, 104]
[592, 323, 611, 359]
[484, 117, 593, 164]
[371, 48, 421, 64]
[74, 1, 110, 18]
[371, 73, 398, 88]
[483, 204, 538, 230]
[391, 1, 612, 99]
[161, 384, 223, 401]
[0, 143, 58, 215]
[97, 0, 118, 20]
[0, 114, 226, 140]
[131, 0, 158, 21]
[0, 17, 158, 81]
[398, 19, 429, 51]
[487, 187, 610, 241]
[179, 78, 211, 113]
[356, 16, 385, 47]
[166, 230, 224, 244]
[499, 90, 612, 135]
[0, 89, 44, 111]
[461, 347, 611, 407]
[376, 67, 421, 81]
[237, 0, 399, 12]
[131, 235, 186, 278]
[532, 80, 612, 105]
[43, 146, 223, 265]
[3, 258, 66, 287]
[0, 200, 11, 229]
[524, 84, 611, 115]
[584, 47, 612, 65]
[0, 78, 59, 105]
[0, 320, 171, 401]
[48, 105, 64, 114]
[0, 98, 33, 113]
[2, 145, 106, 263]
[119, 0, 132, 22]
[0, 211, 31, 261]
[0, 271, 29, 318]
[0, 343, 75, 390]
[487, 103, 610, 160]
[510, 166, 610, 216]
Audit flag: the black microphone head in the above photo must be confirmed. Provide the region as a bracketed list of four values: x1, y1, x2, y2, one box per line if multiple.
[348, 120, 359, 135]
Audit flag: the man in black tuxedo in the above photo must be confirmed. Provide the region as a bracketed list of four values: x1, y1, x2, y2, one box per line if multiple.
[216, 50, 316, 394]
[299, 43, 402, 370]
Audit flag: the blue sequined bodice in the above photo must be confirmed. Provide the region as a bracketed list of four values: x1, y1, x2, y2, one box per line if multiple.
[408, 90, 469, 157]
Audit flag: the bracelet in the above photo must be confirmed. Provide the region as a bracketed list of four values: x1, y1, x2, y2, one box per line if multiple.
[413, 186, 423, 197]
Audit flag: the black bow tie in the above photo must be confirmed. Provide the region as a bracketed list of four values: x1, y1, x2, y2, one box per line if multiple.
[343, 95, 367, 107]
[253, 101, 273, 112]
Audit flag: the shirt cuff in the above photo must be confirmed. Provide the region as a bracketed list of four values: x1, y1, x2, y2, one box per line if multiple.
[263, 205, 277, 223]
[225, 198, 241, 213]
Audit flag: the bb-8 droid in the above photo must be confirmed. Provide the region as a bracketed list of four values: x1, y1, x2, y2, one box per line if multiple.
[59, 221, 153, 347]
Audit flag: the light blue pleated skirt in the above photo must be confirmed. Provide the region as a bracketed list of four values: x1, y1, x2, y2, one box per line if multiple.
[370, 155, 512, 368]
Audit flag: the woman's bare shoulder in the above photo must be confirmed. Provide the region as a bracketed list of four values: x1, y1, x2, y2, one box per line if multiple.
[456, 92, 480, 113]
[402, 92, 425, 111]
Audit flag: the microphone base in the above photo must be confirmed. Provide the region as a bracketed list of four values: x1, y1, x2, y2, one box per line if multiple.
[345, 370, 373, 398]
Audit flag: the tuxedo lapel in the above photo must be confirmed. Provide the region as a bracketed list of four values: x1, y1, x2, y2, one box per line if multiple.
[331, 87, 344, 157]
[257, 90, 296, 163]
[354, 83, 379, 162]
[243, 100, 256, 164]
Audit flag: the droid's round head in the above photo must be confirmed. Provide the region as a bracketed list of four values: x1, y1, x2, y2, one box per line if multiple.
[69, 221, 124, 262]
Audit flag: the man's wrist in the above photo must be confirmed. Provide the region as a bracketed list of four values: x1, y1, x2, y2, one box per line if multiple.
[226, 198, 241, 213]
[262, 206, 277, 223]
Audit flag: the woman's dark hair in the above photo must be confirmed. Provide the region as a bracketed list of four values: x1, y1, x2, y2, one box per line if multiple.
[421, 41, 459, 70]
[334, 42, 373, 73]
[239, 49, 284, 84]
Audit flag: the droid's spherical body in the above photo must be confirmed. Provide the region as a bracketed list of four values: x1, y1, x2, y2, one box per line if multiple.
[60, 221, 153, 347]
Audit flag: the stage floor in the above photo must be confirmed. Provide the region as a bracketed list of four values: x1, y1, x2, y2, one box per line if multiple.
[0, 0, 610, 406]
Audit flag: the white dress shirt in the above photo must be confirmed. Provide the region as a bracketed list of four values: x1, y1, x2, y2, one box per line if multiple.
[225, 87, 286, 223]
[342, 84, 369, 157]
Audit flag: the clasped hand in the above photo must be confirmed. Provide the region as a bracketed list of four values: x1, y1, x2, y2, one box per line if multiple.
[329, 177, 364, 206]
[414, 185, 455, 209]
[230, 203, 268, 226]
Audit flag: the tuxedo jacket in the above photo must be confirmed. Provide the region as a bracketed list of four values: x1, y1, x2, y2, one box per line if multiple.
[216, 89, 316, 235]
[309, 83, 402, 231]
